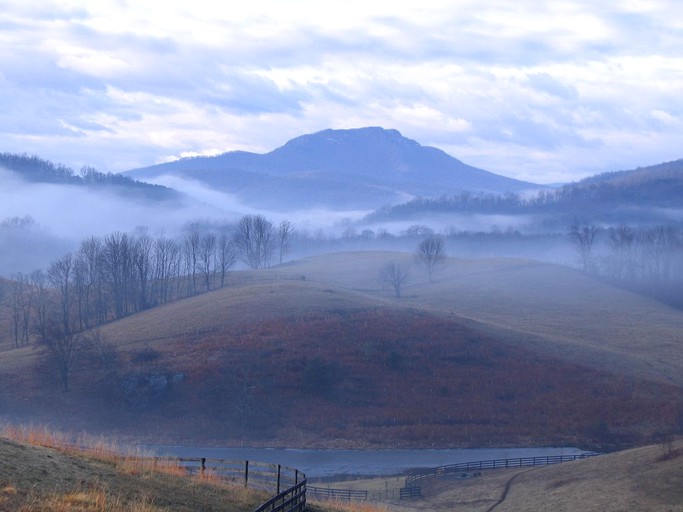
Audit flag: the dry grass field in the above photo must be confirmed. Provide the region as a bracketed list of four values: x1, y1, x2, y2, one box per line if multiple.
[321, 439, 683, 512]
[0, 429, 268, 512]
[280, 252, 683, 386]
[0, 426, 386, 512]
[0, 252, 682, 449]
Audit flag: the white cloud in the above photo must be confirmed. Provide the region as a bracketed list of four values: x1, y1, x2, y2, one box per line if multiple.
[1, 0, 683, 183]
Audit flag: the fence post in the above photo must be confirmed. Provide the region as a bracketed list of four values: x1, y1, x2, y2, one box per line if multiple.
[244, 460, 249, 488]
[277, 464, 282, 494]
[201, 457, 206, 476]
[295, 469, 299, 485]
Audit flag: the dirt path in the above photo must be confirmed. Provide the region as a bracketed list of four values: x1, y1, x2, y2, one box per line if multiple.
[484, 467, 539, 512]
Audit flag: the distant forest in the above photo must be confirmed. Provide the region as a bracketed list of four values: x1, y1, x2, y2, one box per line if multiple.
[367, 162, 683, 226]
[0, 153, 177, 201]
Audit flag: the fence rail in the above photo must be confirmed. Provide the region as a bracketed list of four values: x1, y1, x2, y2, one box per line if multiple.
[307, 453, 601, 502]
[308, 487, 369, 501]
[404, 452, 600, 486]
[158, 457, 306, 512]
[174, 457, 303, 494]
[254, 479, 307, 512]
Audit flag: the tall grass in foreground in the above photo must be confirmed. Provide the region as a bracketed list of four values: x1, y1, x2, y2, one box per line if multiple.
[1, 422, 269, 511]
[15, 488, 163, 512]
[312, 499, 389, 512]
[0, 422, 185, 477]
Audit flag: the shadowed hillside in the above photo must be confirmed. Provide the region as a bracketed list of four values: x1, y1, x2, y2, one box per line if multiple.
[1, 253, 682, 449]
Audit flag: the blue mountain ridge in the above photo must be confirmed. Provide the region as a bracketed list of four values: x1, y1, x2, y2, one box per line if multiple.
[126, 127, 539, 209]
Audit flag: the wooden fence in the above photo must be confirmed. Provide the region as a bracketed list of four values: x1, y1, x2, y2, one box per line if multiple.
[308, 485, 407, 501]
[307, 453, 601, 502]
[404, 452, 600, 487]
[175, 457, 303, 494]
[254, 479, 307, 512]
[169, 457, 306, 512]
[308, 487, 369, 501]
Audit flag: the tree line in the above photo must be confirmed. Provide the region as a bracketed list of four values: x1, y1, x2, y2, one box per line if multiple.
[5, 215, 293, 390]
[568, 221, 683, 305]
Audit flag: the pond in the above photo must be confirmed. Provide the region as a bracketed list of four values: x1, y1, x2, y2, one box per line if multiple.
[146, 445, 589, 478]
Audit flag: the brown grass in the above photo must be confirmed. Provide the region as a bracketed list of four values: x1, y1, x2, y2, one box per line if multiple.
[319, 439, 683, 512]
[281, 252, 683, 386]
[309, 499, 389, 512]
[0, 425, 268, 512]
[1, 252, 682, 449]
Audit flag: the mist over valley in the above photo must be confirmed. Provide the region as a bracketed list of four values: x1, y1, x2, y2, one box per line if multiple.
[1, 128, 683, 457]
[4, 3, 683, 510]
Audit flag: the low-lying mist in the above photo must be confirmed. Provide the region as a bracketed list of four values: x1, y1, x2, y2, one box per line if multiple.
[0, 170, 373, 274]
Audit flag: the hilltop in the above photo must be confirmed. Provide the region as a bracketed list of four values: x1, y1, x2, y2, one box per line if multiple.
[1, 252, 681, 449]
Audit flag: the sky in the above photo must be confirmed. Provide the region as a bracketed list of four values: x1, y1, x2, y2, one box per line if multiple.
[1, 1, 683, 184]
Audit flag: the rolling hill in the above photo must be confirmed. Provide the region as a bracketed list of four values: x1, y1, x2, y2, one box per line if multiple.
[1, 252, 681, 449]
[125, 127, 538, 209]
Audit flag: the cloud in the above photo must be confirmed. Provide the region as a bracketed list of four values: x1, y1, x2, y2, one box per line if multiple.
[1, 1, 683, 183]
[526, 73, 578, 100]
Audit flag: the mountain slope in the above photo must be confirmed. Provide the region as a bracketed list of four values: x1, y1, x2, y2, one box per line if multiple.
[558, 157, 683, 208]
[367, 156, 683, 225]
[126, 127, 538, 209]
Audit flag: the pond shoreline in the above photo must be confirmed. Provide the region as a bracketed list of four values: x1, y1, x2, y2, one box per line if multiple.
[145, 445, 591, 478]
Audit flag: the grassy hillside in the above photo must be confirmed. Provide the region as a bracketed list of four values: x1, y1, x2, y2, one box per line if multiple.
[281, 252, 683, 386]
[1, 252, 682, 448]
[0, 432, 267, 512]
[326, 439, 683, 511]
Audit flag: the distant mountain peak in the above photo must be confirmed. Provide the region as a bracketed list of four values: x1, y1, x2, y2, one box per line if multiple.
[126, 127, 538, 209]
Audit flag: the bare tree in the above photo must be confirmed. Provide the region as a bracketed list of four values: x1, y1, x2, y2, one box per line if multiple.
[152, 236, 179, 304]
[216, 229, 236, 287]
[200, 232, 217, 291]
[415, 235, 446, 281]
[233, 215, 275, 269]
[183, 223, 201, 295]
[132, 230, 153, 311]
[74, 236, 109, 329]
[9, 273, 33, 347]
[642, 225, 679, 283]
[607, 225, 636, 280]
[380, 262, 410, 297]
[277, 219, 295, 264]
[103, 232, 133, 318]
[90, 329, 120, 385]
[568, 221, 599, 272]
[47, 253, 74, 335]
[30, 269, 50, 344]
[42, 321, 86, 392]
